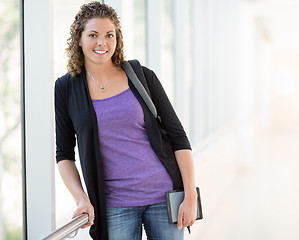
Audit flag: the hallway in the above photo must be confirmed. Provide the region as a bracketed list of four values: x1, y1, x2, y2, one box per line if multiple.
[190, 125, 299, 240]
[67, 123, 299, 240]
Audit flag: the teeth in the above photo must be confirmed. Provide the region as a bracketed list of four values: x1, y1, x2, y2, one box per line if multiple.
[94, 50, 106, 54]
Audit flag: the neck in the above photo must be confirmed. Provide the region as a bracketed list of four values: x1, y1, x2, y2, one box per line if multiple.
[85, 61, 115, 76]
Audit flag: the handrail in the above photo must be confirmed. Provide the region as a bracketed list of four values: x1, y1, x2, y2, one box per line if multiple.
[42, 214, 89, 240]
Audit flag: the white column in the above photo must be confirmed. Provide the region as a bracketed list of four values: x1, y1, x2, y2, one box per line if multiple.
[173, 0, 184, 112]
[22, 0, 55, 239]
[146, 0, 161, 76]
[190, 0, 203, 146]
[207, 0, 216, 135]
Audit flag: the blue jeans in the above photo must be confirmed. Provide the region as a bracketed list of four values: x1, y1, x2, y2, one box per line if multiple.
[106, 202, 184, 240]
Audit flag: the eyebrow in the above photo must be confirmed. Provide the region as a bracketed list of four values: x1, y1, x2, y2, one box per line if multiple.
[87, 30, 115, 34]
[88, 30, 98, 33]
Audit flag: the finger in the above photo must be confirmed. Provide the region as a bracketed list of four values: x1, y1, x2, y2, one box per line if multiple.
[177, 210, 184, 230]
[81, 222, 92, 229]
[181, 215, 190, 227]
[182, 217, 188, 227]
[73, 208, 87, 219]
[72, 209, 83, 219]
[186, 219, 195, 227]
[190, 219, 196, 226]
[186, 217, 196, 227]
[81, 215, 93, 229]
[88, 209, 95, 225]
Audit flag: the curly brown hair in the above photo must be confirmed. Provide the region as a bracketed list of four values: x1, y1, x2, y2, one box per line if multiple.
[66, 2, 125, 77]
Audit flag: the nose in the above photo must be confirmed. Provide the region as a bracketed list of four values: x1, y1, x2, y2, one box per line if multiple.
[97, 38, 105, 46]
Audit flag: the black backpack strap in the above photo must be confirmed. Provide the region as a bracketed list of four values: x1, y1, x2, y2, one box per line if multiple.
[121, 60, 158, 119]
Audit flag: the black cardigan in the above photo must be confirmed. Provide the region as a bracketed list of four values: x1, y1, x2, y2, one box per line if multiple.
[55, 65, 191, 239]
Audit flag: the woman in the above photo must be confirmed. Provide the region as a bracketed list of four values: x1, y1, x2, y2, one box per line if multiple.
[55, 2, 197, 240]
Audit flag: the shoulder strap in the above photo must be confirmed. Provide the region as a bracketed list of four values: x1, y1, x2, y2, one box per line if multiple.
[121, 60, 158, 119]
[127, 60, 151, 95]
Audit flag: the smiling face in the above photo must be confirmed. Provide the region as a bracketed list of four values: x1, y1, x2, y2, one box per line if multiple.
[79, 18, 117, 68]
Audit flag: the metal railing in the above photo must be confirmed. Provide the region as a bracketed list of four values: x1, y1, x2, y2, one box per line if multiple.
[42, 214, 89, 240]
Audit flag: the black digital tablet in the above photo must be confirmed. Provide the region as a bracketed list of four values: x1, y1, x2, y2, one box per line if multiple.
[165, 187, 203, 224]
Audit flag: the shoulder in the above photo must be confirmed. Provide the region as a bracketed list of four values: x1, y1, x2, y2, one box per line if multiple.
[55, 71, 84, 90]
[126, 59, 160, 90]
[140, 65, 161, 92]
[141, 65, 154, 77]
[127, 59, 156, 79]
[55, 72, 72, 93]
[55, 72, 81, 100]
[55, 72, 73, 87]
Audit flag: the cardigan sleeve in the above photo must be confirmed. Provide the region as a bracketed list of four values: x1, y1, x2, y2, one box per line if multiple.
[54, 76, 76, 162]
[142, 67, 192, 151]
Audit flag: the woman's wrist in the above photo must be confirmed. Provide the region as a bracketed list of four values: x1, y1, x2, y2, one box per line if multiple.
[75, 191, 89, 205]
[184, 189, 197, 201]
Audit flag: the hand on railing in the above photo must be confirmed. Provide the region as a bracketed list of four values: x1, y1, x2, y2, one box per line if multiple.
[42, 213, 89, 240]
[72, 195, 95, 229]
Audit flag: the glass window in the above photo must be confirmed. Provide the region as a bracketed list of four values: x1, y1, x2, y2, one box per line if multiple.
[0, 0, 23, 239]
[121, 0, 147, 64]
[160, 0, 175, 102]
[53, 2, 92, 239]
[53, 0, 92, 79]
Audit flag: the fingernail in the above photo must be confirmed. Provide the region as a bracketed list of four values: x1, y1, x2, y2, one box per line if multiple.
[178, 226, 182, 230]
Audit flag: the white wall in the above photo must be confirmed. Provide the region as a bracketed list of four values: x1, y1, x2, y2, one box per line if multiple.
[22, 0, 55, 239]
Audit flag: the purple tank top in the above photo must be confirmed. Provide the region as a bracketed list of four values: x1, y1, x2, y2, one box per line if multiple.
[92, 88, 173, 207]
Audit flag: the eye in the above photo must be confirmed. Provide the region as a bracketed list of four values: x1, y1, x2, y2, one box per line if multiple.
[88, 34, 97, 38]
[107, 33, 114, 39]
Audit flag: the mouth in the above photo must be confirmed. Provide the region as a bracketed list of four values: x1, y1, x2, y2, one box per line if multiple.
[94, 50, 107, 55]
